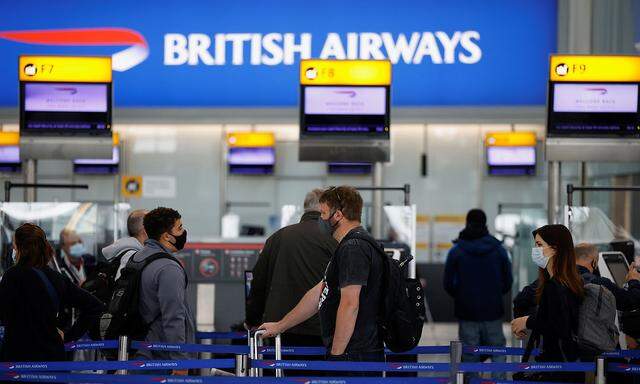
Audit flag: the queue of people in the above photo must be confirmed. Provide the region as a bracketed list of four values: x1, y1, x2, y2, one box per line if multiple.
[0, 186, 639, 383]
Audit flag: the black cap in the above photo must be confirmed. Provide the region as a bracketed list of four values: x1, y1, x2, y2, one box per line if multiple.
[466, 209, 487, 227]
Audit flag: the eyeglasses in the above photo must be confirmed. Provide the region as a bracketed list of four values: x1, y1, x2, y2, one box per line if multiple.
[326, 186, 343, 211]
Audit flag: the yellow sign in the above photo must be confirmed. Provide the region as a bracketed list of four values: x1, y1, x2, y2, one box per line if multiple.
[19, 55, 112, 82]
[0, 132, 20, 146]
[485, 132, 537, 147]
[227, 132, 275, 148]
[300, 59, 391, 85]
[121, 176, 142, 198]
[550, 55, 640, 82]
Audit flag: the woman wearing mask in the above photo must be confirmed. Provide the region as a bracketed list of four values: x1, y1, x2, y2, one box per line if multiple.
[0, 223, 104, 362]
[511, 224, 584, 382]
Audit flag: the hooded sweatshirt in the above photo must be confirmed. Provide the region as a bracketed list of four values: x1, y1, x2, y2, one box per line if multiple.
[443, 234, 513, 321]
[101, 237, 144, 261]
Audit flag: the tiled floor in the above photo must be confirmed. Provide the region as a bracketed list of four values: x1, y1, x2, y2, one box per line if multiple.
[416, 322, 519, 378]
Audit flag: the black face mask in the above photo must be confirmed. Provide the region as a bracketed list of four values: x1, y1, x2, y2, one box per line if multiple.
[168, 229, 187, 251]
[321, 210, 340, 236]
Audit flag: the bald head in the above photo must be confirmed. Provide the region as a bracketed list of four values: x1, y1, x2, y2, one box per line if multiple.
[575, 243, 599, 272]
[304, 189, 324, 213]
[127, 209, 148, 243]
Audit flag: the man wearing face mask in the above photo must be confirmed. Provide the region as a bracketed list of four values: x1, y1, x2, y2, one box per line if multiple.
[56, 229, 90, 287]
[260, 186, 385, 376]
[245, 189, 336, 373]
[131, 207, 195, 375]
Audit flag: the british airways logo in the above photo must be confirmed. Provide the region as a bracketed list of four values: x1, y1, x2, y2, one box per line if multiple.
[0, 28, 149, 71]
[54, 87, 78, 95]
[586, 87, 608, 95]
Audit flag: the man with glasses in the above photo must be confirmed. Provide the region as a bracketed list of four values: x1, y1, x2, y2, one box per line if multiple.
[260, 186, 385, 376]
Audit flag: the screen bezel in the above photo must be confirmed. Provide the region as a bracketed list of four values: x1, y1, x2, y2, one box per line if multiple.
[300, 84, 391, 139]
[20, 81, 112, 136]
[546, 81, 640, 138]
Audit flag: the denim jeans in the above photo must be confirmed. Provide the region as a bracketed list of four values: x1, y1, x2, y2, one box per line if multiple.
[459, 319, 506, 380]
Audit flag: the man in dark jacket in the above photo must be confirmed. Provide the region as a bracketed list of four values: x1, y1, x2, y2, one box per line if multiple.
[443, 209, 512, 379]
[246, 189, 337, 349]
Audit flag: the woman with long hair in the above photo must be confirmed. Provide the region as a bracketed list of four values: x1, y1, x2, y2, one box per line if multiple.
[511, 224, 584, 382]
[0, 223, 103, 362]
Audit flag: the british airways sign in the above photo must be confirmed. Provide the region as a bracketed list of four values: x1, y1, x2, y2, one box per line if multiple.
[0, 0, 556, 107]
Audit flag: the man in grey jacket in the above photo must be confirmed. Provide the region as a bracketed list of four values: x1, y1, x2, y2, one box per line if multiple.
[133, 207, 195, 375]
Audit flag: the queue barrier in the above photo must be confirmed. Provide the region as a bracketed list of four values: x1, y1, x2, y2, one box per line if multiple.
[251, 359, 450, 372]
[0, 359, 236, 372]
[0, 372, 450, 384]
[197, 332, 248, 340]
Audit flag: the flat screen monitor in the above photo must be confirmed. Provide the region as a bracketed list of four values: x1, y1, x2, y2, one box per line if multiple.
[547, 82, 640, 137]
[300, 85, 390, 137]
[228, 147, 275, 175]
[487, 146, 536, 176]
[73, 146, 119, 174]
[20, 82, 112, 135]
[602, 251, 629, 288]
[0, 146, 21, 173]
[328, 162, 372, 175]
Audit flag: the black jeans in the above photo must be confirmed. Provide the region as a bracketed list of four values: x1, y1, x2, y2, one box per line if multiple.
[329, 350, 385, 377]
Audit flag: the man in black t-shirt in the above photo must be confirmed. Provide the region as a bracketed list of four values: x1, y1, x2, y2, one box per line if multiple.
[260, 186, 384, 375]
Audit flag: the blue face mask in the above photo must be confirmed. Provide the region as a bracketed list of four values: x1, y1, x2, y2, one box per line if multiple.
[531, 247, 549, 269]
[11, 249, 17, 264]
[69, 243, 86, 259]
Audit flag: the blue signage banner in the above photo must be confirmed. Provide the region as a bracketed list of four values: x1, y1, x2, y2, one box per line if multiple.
[0, 0, 557, 107]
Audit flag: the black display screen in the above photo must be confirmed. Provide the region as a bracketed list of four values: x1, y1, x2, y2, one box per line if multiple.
[20, 81, 112, 136]
[300, 85, 390, 138]
[547, 82, 640, 138]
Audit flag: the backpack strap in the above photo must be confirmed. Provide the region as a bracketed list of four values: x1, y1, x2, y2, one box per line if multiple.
[136, 252, 188, 288]
[32, 268, 60, 314]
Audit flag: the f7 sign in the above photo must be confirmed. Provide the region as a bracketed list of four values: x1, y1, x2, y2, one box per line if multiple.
[0, 0, 556, 107]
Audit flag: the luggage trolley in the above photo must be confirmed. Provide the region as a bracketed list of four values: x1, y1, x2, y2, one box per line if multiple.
[250, 330, 282, 377]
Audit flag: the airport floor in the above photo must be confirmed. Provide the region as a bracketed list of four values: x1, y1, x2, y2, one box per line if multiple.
[417, 322, 516, 378]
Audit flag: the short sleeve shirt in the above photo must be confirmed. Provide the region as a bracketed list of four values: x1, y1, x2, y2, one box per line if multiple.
[318, 227, 384, 353]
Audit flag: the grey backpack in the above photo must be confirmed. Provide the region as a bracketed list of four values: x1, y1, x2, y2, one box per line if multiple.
[576, 283, 619, 354]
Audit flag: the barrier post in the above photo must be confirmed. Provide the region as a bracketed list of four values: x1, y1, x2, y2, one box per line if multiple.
[456, 371, 465, 384]
[275, 333, 283, 378]
[596, 357, 606, 384]
[116, 335, 128, 375]
[236, 331, 249, 377]
[200, 337, 212, 376]
[449, 340, 463, 383]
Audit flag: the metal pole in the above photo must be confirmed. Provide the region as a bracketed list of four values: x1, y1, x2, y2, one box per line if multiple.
[567, 184, 574, 208]
[449, 340, 463, 383]
[596, 357, 605, 384]
[372, 163, 383, 238]
[200, 337, 212, 376]
[548, 161, 562, 224]
[403, 183, 411, 206]
[24, 159, 37, 202]
[456, 371, 465, 384]
[275, 333, 282, 378]
[4, 181, 10, 202]
[116, 335, 129, 375]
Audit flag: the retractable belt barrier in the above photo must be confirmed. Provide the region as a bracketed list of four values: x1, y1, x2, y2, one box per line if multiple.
[608, 363, 640, 374]
[250, 359, 450, 372]
[0, 359, 236, 372]
[65, 340, 119, 351]
[0, 372, 450, 384]
[458, 362, 595, 373]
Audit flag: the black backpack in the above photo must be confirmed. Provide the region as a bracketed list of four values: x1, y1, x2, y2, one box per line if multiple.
[83, 248, 138, 306]
[347, 230, 426, 353]
[100, 252, 185, 342]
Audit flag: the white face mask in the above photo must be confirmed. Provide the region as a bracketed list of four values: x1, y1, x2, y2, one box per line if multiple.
[531, 247, 549, 269]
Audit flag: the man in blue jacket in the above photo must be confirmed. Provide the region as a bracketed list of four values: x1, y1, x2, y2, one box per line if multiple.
[443, 209, 512, 379]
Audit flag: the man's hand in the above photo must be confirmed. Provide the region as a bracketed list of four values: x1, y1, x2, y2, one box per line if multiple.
[627, 263, 640, 282]
[172, 370, 188, 376]
[627, 334, 639, 350]
[258, 322, 283, 338]
[510, 316, 529, 339]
